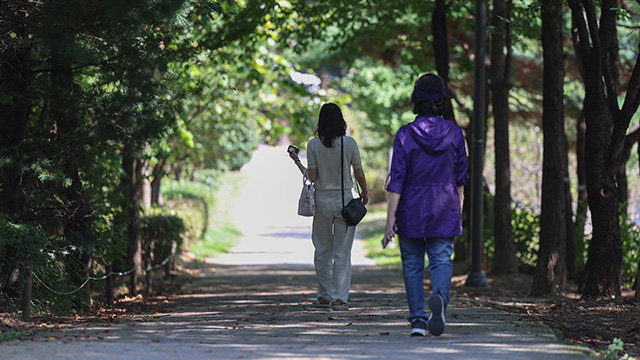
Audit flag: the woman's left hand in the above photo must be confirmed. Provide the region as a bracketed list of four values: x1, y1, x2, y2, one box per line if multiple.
[361, 192, 369, 205]
[384, 217, 396, 242]
[289, 152, 300, 163]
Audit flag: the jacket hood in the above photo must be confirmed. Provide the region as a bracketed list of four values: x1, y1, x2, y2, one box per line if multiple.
[407, 115, 456, 154]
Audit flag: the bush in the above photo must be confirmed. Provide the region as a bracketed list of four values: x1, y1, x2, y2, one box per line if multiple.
[512, 203, 541, 270]
[141, 215, 185, 267]
[0, 215, 81, 315]
[0, 215, 49, 290]
[160, 180, 211, 248]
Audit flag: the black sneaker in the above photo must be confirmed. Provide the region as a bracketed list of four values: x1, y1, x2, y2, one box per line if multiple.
[410, 321, 427, 337]
[428, 293, 446, 336]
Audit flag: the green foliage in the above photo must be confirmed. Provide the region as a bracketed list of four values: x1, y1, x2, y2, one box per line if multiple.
[474, 199, 541, 271]
[186, 172, 246, 259]
[0, 215, 49, 272]
[333, 60, 418, 203]
[338, 59, 418, 140]
[161, 180, 211, 247]
[160, 172, 245, 259]
[0, 330, 22, 342]
[619, 212, 639, 289]
[512, 203, 541, 269]
[1, 0, 193, 314]
[141, 214, 185, 256]
[554, 329, 569, 343]
[601, 337, 631, 360]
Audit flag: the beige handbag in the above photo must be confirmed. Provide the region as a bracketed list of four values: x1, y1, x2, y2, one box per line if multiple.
[298, 170, 315, 217]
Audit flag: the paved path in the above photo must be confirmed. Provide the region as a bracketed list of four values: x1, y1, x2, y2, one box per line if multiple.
[1, 145, 596, 360]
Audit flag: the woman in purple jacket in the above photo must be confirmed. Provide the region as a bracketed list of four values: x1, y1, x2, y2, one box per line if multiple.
[384, 73, 469, 337]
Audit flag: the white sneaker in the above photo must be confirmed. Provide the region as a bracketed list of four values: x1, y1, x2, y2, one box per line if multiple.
[411, 321, 427, 337]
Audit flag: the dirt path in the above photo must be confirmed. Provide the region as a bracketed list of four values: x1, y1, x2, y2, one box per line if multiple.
[1, 145, 596, 359]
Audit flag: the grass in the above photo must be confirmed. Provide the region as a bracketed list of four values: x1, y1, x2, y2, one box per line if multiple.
[357, 203, 402, 267]
[181, 171, 247, 259]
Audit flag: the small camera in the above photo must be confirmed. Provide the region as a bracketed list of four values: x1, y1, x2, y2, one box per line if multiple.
[287, 145, 300, 155]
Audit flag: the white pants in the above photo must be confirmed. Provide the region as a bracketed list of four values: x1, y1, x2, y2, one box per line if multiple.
[312, 190, 355, 303]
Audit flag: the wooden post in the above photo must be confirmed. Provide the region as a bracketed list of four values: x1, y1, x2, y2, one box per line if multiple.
[106, 265, 114, 307]
[21, 264, 32, 321]
[145, 268, 151, 295]
[634, 258, 639, 301]
[81, 251, 92, 312]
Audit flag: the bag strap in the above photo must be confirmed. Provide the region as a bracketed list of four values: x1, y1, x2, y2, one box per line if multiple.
[341, 136, 345, 208]
[303, 169, 311, 185]
[341, 136, 362, 209]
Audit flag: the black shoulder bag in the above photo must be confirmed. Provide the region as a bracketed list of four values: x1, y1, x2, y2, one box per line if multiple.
[341, 136, 367, 226]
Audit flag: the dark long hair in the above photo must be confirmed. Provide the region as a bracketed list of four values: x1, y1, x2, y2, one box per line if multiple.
[314, 103, 347, 148]
[412, 73, 447, 116]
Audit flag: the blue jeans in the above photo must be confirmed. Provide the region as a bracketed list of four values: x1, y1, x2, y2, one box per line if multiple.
[399, 236, 454, 324]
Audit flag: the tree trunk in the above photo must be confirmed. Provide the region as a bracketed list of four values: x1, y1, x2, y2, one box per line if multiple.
[432, 0, 456, 123]
[123, 152, 143, 297]
[570, 16, 589, 282]
[564, 153, 576, 278]
[432, 0, 468, 267]
[568, 0, 635, 299]
[489, 0, 517, 275]
[574, 112, 588, 282]
[636, 143, 640, 301]
[634, 259, 640, 301]
[531, 0, 567, 296]
[150, 161, 166, 206]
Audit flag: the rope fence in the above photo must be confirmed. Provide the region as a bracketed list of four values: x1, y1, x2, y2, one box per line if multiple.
[21, 243, 177, 320]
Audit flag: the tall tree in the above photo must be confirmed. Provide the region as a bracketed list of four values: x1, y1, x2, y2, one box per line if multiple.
[0, 0, 189, 306]
[489, 0, 518, 275]
[569, 18, 588, 281]
[567, 0, 640, 298]
[531, 0, 567, 295]
[432, 0, 457, 123]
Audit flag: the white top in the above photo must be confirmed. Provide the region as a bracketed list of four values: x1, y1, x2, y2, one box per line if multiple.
[307, 136, 362, 191]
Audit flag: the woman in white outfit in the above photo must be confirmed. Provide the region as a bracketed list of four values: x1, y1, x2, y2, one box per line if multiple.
[290, 103, 369, 310]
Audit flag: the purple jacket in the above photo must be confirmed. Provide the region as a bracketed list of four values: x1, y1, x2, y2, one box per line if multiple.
[386, 115, 469, 238]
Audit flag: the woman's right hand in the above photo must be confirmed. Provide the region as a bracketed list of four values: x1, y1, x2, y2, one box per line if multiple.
[289, 151, 300, 163]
